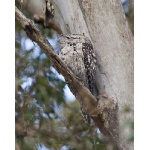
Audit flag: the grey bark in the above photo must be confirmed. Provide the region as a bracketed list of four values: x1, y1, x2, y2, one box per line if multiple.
[16, 0, 134, 149]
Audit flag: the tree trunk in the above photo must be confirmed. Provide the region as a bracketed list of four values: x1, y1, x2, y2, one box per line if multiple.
[54, 0, 134, 149]
[16, 0, 134, 149]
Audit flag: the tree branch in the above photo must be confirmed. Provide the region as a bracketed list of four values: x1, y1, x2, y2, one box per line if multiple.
[33, 14, 62, 34]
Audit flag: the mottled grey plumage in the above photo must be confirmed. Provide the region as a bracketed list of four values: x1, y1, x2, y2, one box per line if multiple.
[58, 34, 97, 124]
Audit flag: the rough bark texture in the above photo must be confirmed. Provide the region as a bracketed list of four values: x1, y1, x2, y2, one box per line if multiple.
[16, 0, 134, 149]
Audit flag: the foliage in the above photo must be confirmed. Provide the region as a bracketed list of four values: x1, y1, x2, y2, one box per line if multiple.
[121, 105, 134, 143]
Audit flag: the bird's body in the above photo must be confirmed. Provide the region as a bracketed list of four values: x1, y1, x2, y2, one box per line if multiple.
[58, 34, 97, 124]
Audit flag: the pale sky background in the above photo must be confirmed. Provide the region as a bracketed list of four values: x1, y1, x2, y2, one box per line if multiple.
[23, 34, 75, 102]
